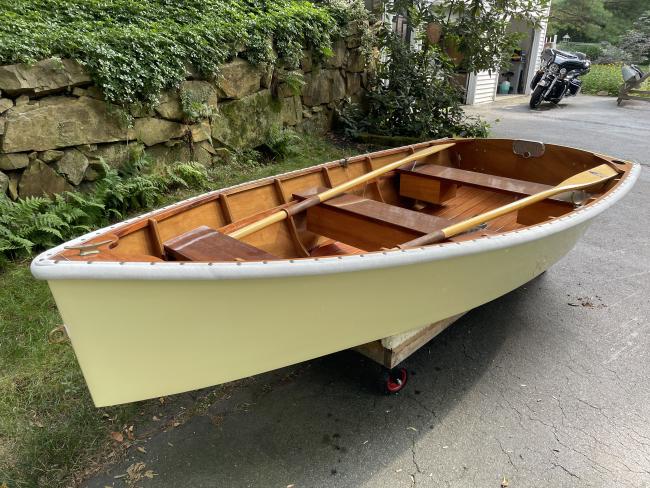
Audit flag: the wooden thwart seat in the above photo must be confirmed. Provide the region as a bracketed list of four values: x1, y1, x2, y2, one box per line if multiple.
[294, 189, 453, 250]
[164, 225, 277, 262]
[398, 164, 568, 204]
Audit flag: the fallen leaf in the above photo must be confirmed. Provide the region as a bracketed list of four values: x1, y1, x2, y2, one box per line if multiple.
[168, 442, 174, 447]
[110, 431, 124, 443]
[152, 416, 160, 421]
[287, 485, 295, 488]
[137, 446, 147, 453]
[501, 476, 509, 487]
[407, 426, 417, 432]
[126, 461, 147, 486]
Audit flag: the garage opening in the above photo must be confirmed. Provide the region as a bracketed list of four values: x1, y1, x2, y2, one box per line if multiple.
[497, 19, 537, 97]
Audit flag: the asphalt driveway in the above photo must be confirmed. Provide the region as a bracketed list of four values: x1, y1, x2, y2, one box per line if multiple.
[86, 95, 650, 488]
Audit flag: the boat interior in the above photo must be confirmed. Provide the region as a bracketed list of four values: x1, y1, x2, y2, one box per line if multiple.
[55, 139, 630, 263]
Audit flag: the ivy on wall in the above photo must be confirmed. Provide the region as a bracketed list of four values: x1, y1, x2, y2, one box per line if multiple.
[0, 0, 368, 106]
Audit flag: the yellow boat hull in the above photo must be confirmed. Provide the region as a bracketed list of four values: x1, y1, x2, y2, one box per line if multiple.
[49, 220, 587, 406]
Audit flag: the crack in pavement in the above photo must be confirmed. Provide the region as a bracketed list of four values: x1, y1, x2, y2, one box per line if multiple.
[551, 462, 581, 480]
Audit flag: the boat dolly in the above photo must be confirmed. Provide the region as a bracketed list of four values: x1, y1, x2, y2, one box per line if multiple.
[353, 314, 465, 394]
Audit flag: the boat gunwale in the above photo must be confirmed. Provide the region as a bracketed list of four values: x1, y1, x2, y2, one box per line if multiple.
[31, 141, 642, 281]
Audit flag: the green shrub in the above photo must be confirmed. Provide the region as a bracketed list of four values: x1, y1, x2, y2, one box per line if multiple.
[594, 42, 632, 64]
[339, 31, 489, 140]
[0, 0, 368, 107]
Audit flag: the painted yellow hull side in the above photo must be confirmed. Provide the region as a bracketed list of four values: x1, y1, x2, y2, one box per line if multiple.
[48, 222, 588, 406]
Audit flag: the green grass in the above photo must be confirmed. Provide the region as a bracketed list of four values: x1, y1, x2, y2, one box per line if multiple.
[0, 134, 363, 488]
[582, 64, 650, 96]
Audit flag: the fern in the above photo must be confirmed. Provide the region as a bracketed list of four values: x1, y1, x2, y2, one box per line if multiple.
[165, 162, 209, 189]
[263, 128, 300, 160]
[278, 70, 306, 96]
[0, 156, 210, 260]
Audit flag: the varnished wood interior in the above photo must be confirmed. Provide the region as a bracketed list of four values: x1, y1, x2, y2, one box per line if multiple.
[55, 139, 632, 263]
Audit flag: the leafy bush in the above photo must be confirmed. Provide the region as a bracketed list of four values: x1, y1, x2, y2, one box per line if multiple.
[0, 0, 367, 107]
[0, 159, 208, 259]
[594, 42, 632, 65]
[339, 31, 488, 140]
[618, 11, 650, 64]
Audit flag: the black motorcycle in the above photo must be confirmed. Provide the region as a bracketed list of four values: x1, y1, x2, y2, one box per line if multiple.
[529, 48, 591, 109]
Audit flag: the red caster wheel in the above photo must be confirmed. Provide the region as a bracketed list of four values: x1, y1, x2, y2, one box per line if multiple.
[382, 367, 408, 394]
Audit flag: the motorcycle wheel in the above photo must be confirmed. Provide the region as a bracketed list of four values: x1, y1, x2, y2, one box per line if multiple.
[529, 85, 545, 109]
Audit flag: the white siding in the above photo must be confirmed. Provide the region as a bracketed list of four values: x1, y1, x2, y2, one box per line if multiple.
[466, 70, 498, 104]
[534, 15, 550, 71]
[524, 4, 551, 94]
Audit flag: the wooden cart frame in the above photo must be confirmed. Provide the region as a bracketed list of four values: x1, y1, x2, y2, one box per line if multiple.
[617, 71, 650, 106]
[353, 313, 466, 393]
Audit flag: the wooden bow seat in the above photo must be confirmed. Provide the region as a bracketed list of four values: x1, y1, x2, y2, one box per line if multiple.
[164, 225, 277, 262]
[293, 189, 454, 251]
[397, 164, 575, 224]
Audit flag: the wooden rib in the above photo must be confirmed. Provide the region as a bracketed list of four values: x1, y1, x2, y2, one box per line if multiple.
[219, 194, 234, 224]
[273, 178, 288, 202]
[147, 219, 165, 259]
[321, 167, 333, 187]
[364, 156, 385, 202]
[273, 178, 309, 257]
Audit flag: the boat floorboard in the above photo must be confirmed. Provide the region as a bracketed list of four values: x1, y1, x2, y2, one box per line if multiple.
[425, 186, 525, 235]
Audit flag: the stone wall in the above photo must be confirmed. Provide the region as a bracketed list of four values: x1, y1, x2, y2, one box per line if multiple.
[0, 35, 367, 199]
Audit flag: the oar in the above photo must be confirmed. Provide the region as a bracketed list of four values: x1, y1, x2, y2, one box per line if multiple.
[229, 142, 456, 240]
[399, 163, 620, 249]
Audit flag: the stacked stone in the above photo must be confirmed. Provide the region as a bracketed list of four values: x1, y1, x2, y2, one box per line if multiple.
[0, 30, 367, 199]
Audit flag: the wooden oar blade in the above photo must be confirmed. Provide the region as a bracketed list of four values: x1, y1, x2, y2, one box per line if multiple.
[560, 164, 618, 190]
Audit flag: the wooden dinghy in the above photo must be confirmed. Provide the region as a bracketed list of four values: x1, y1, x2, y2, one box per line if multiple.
[32, 138, 640, 406]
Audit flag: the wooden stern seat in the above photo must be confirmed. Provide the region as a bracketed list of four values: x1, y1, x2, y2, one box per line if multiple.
[397, 164, 575, 224]
[293, 189, 457, 250]
[164, 225, 277, 262]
